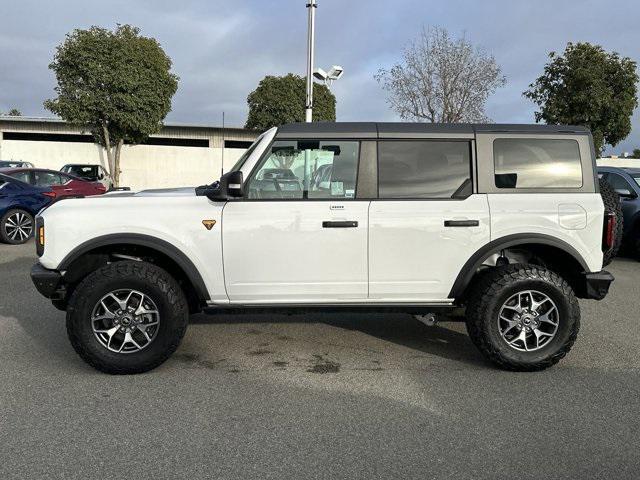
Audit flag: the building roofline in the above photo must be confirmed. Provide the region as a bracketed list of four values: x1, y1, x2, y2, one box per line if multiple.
[0, 115, 253, 133]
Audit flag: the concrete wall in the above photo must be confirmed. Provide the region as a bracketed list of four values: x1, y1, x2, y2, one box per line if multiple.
[597, 158, 640, 169]
[0, 139, 245, 189]
[0, 116, 258, 191]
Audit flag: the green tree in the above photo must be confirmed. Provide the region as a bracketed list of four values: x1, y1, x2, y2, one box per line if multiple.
[7, 108, 22, 116]
[524, 42, 638, 154]
[245, 74, 335, 130]
[44, 25, 179, 186]
[632, 148, 640, 159]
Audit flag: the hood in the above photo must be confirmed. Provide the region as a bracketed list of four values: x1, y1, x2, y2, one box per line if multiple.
[104, 187, 196, 198]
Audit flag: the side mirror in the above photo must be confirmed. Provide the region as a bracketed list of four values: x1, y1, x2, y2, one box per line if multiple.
[615, 188, 637, 199]
[196, 170, 244, 201]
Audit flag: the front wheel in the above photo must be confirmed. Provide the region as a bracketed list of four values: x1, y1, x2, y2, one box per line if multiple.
[465, 264, 580, 371]
[66, 261, 189, 374]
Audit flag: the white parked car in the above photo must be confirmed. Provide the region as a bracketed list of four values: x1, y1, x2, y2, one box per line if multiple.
[31, 123, 615, 374]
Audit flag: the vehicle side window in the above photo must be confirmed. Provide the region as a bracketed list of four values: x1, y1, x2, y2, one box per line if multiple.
[605, 172, 634, 192]
[34, 171, 63, 186]
[9, 171, 31, 184]
[378, 141, 472, 199]
[247, 140, 359, 200]
[493, 138, 582, 189]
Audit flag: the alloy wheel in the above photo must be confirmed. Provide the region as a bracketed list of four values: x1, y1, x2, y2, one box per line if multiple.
[497, 290, 559, 352]
[91, 289, 161, 354]
[4, 211, 33, 242]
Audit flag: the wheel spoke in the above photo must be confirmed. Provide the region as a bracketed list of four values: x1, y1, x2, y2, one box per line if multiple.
[100, 300, 117, 317]
[107, 293, 128, 312]
[508, 329, 529, 351]
[502, 304, 522, 313]
[106, 327, 119, 350]
[538, 307, 558, 326]
[499, 315, 519, 336]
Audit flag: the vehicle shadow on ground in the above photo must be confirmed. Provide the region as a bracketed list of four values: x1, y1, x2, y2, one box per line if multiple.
[3, 252, 486, 369]
[190, 311, 488, 368]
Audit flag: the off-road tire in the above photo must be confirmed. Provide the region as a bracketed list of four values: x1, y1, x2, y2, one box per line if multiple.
[0, 208, 34, 244]
[66, 261, 189, 374]
[465, 264, 580, 371]
[600, 177, 623, 266]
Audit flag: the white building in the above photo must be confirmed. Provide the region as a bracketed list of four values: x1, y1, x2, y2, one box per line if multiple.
[0, 116, 258, 190]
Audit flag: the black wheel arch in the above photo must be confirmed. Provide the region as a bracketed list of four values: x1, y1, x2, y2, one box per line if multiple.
[449, 234, 590, 301]
[58, 234, 210, 312]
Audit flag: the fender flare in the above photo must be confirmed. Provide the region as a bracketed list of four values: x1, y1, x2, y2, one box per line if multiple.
[448, 233, 590, 300]
[58, 233, 210, 303]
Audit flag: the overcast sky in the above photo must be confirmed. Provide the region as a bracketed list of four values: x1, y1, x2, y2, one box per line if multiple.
[1, 0, 638, 153]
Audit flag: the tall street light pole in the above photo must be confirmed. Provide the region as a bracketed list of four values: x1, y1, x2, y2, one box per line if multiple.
[305, 0, 317, 123]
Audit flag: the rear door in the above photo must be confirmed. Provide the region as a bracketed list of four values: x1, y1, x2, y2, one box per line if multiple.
[222, 139, 369, 304]
[475, 133, 602, 273]
[368, 139, 490, 302]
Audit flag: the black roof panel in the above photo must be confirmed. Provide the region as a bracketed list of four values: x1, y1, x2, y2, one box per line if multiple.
[277, 122, 377, 138]
[276, 122, 590, 138]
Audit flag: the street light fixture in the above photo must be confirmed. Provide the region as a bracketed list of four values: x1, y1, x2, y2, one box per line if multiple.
[313, 65, 344, 88]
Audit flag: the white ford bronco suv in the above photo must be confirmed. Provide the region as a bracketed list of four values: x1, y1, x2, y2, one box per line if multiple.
[31, 122, 616, 374]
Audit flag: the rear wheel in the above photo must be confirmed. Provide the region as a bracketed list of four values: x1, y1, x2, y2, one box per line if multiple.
[599, 177, 623, 266]
[0, 209, 34, 244]
[465, 264, 580, 371]
[66, 261, 188, 374]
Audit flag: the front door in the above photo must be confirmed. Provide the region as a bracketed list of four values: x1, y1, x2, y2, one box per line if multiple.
[222, 139, 368, 304]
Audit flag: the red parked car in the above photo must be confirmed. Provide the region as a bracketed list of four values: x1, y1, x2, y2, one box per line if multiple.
[0, 168, 106, 198]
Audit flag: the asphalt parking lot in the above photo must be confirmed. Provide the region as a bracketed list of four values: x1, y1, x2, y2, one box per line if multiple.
[1, 241, 639, 480]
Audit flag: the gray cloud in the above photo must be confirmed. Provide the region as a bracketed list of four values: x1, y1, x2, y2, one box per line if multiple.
[1, 0, 638, 153]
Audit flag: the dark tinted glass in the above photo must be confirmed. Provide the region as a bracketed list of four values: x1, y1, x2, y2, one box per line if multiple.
[605, 173, 634, 192]
[378, 141, 471, 198]
[494, 138, 582, 188]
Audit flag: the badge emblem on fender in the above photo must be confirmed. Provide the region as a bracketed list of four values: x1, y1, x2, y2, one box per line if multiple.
[202, 220, 217, 230]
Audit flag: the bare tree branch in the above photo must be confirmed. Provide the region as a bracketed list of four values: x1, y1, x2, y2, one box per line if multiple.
[375, 27, 506, 123]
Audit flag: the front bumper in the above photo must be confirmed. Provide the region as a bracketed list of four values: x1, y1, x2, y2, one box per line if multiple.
[582, 270, 614, 300]
[31, 263, 64, 300]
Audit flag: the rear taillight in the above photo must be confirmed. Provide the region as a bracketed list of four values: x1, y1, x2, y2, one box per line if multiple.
[603, 212, 616, 251]
[41, 191, 57, 199]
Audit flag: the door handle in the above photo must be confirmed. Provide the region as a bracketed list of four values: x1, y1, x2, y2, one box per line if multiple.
[444, 220, 480, 227]
[322, 221, 358, 228]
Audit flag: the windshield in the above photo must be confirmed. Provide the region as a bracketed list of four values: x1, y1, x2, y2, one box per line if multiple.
[228, 135, 264, 173]
[0, 161, 24, 168]
[67, 165, 98, 178]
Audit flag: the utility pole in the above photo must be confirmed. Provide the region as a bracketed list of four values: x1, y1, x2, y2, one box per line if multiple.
[305, 0, 317, 123]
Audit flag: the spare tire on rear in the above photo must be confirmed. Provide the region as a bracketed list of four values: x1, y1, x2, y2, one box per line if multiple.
[599, 177, 623, 266]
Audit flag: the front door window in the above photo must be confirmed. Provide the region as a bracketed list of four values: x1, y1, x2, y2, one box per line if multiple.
[246, 140, 359, 200]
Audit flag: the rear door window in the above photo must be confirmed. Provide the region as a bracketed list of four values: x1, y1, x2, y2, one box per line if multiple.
[378, 141, 472, 198]
[34, 171, 63, 186]
[494, 138, 583, 189]
[9, 171, 31, 184]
